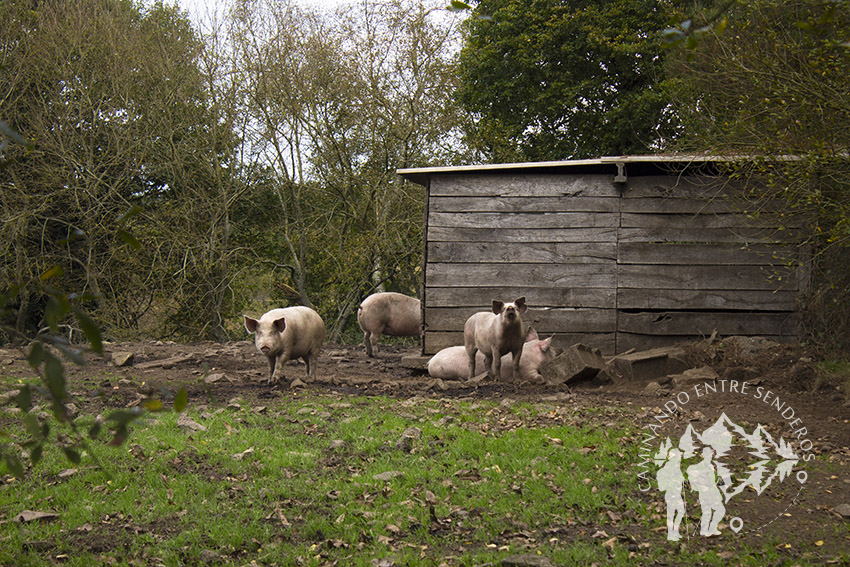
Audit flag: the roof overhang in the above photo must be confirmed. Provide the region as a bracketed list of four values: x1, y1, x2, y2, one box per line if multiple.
[397, 154, 793, 187]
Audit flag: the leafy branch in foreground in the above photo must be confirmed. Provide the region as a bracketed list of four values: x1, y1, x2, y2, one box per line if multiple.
[1, 124, 187, 478]
[1, 265, 189, 478]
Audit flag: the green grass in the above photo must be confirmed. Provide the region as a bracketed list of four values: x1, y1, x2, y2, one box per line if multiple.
[1, 379, 846, 566]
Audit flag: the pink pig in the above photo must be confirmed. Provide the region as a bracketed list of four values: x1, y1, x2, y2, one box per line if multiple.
[428, 328, 554, 382]
[463, 297, 528, 381]
[357, 292, 421, 357]
[244, 306, 326, 384]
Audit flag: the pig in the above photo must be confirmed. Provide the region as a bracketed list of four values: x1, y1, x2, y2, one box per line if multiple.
[463, 297, 527, 381]
[357, 292, 421, 358]
[244, 306, 326, 384]
[428, 328, 554, 382]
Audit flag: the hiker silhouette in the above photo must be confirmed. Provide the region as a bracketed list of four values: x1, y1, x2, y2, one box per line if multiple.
[686, 446, 725, 536]
[656, 447, 685, 541]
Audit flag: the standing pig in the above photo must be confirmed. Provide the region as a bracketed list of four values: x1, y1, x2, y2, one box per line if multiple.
[428, 328, 554, 382]
[244, 306, 326, 384]
[464, 297, 527, 381]
[357, 292, 421, 357]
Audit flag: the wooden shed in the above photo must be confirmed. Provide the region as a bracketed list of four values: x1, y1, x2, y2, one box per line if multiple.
[398, 155, 812, 355]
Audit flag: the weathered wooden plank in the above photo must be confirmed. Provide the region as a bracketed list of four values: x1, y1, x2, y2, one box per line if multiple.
[426, 263, 617, 288]
[618, 242, 803, 266]
[618, 227, 805, 244]
[430, 173, 621, 198]
[624, 175, 739, 199]
[618, 288, 798, 311]
[621, 212, 801, 230]
[429, 196, 620, 213]
[424, 307, 617, 333]
[428, 241, 617, 264]
[797, 243, 814, 295]
[615, 332, 794, 353]
[425, 286, 617, 309]
[620, 197, 783, 214]
[617, 311, 798, 336]
[428, 226, 619, 243]
[618, 264, 798, 291]
[424, 331, 615, 356]
[429, 211, 618, 229]
[616, 333, 699, 353]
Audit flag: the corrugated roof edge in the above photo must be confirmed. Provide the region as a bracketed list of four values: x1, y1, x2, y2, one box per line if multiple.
[396, 154, 800, 187]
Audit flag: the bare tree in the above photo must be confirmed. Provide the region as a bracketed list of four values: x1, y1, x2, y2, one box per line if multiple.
[230, 0, 465, 340]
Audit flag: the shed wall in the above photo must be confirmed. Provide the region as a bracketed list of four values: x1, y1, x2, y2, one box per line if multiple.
[422, 170, 808, 355]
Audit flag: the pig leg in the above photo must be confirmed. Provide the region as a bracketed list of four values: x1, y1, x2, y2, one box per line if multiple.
[364, 328, 382, 358]
[511, 348, 523, 382]
[490, 347, 502, 380]
[466, 345, 478, 380]
[266, 356, 277, 384]
[363, 330, 373, 357]
[271, 352, 289, 384]
[305, 351, 319, 379]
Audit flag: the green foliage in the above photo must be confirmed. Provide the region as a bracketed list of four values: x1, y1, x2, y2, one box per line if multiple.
[0, 0, 246, 341]
[229, 0, 458, 339]
[456, 0, 680, 161]
[1, 279, 189, 477]
[665, 0, 850, 352]
[0, 120, 187, 477]
[0, 0, 450, 347]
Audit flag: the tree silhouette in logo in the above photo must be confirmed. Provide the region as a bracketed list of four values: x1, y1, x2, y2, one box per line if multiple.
[654, 413, 801, 540]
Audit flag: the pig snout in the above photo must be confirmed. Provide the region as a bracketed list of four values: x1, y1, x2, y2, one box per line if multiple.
[260, 345, 271, 354]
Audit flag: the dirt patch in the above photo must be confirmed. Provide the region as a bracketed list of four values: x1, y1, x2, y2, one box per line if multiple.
[1, 336, 849, 559]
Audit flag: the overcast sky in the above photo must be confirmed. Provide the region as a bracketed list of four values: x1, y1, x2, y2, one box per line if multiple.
[173, 0, 355, 26]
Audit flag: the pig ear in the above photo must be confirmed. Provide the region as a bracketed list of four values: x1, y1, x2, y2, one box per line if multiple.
[273, 317, 287, 333]
[541, 336, 553, 351]
[244, 316, 258, 334]
[492, 300, 504, 315]
[525, 327, 539, 342]
[514, 297, 527, 313]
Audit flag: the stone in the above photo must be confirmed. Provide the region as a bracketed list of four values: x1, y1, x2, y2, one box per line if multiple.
[610, 346, 690, 382]
[203, 372, 226, 384]
[592, 367, 615, 385]
[670, 366, 719, 387]
[833, 503, 850, 519]
[177, 414, 207, 432]
[135, 353, 196, 370]
[111, 352, 134, 367]
[721, 366, 760, 382]
[540, 344, 606, 386]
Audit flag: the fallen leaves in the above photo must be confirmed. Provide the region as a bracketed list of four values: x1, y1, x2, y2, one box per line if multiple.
[15, 510, 60, 523]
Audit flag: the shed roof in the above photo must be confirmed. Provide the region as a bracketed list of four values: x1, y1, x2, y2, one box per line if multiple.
[397, 154, 777, 187]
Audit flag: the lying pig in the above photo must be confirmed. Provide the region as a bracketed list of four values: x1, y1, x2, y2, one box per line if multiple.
[357, 292, 421, 357]
[463, 297, 528, 381]
[428, 328, 554, 382]
[244, 306, 326, 384]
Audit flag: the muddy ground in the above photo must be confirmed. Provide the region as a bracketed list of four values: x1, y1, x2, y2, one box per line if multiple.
[2, 336, 849, 561]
